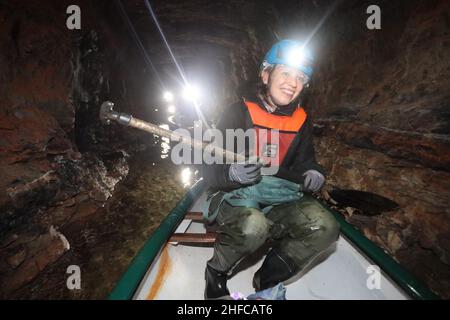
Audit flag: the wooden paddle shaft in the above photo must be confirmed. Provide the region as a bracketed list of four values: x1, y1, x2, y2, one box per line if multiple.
[100, 100, 262, 164]
[169, 233, 217, 243]
[129, 117, 248, 163]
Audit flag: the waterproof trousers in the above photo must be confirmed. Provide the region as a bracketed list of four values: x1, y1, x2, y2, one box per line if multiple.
[207, 195, 340, 289]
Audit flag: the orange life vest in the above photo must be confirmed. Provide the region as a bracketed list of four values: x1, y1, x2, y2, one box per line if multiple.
[244, 101, 307, 166]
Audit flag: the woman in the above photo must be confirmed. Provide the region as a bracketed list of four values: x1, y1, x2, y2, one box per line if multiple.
[203, 40, 340, 299]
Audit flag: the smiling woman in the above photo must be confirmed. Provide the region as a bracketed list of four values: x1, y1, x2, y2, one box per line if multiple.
[262, 65, 305, 107]
[198, 39, 343, 299]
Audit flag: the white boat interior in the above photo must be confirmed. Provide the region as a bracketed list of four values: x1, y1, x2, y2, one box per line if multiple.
[134, 192, 410, 300]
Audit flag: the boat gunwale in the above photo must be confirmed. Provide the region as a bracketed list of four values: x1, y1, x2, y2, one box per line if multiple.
[108, 179, 205, 300]
[108, 180, 441, 300]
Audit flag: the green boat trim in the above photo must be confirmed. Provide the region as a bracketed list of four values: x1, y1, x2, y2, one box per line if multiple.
[108, 179, 205, 300]
[326, 201, 440, 300]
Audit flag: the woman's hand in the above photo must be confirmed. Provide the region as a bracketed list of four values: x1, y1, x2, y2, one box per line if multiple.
[228, 162, 263, 185]
[302, 170, 325, 192]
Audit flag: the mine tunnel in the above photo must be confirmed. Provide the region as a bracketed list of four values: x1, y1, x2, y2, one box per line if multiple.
[0, 0, 449, 300]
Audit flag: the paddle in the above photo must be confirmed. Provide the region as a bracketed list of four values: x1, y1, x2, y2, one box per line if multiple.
[100, 101, 400, 216]
[328, 188, 399, 216]
[100, 101, 253, 164]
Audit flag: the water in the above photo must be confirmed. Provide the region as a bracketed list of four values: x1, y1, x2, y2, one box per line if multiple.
[10, 140, 199, 299]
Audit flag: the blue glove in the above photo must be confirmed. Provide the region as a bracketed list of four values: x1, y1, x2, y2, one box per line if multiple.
[302, 170, 325, 192]
[229, 162, 263, 185]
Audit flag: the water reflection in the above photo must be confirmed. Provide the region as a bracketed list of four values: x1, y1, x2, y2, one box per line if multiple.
[180, 168, 199, 188]
[158, 123, 171, 159]
[156, 120, 199, 189]
[168, 105, 176, 114]
[167, 115, 176, 125]
[181, 167, 192, 188]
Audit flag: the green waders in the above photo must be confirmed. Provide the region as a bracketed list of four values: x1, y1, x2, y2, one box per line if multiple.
[205, 176, 340, 291]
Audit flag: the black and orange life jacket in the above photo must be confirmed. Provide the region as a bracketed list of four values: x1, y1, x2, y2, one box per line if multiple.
[244, 101, 307, 166]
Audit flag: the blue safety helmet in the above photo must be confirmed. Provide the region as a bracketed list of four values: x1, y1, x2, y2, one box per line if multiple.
[261, 39, 314, 79]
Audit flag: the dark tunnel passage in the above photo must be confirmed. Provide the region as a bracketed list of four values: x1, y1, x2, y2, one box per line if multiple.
[0, 0, 449, 300]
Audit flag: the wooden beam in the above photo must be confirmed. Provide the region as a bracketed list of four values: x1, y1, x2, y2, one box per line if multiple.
[185, 211, 204, 221]
[169, 232, 217, 244]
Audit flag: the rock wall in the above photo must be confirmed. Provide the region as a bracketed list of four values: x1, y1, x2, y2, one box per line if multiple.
[0, 0, 448, 299]
[0, 0, 143, 297]
[305, 0, 450, 298]
[228, 0, 450, 298]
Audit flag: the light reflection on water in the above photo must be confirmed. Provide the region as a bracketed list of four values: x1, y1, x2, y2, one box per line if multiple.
[168, 105, 176, 114]
[157, 121, 199, 188]
[167, 115, 176, 125]
[181, 167, 192, 188]
[158, 123, 171, 159]
[180, 167, 200, 188]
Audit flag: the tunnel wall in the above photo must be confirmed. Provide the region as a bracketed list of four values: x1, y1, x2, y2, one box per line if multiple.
[0, 0, 448, 298]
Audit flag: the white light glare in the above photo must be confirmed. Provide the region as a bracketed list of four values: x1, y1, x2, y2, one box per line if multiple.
[286, 47, 306, 68]
[168, 105, 176, 113]
[163, 91, 174, 102]
[182, 84, 201, 102]
[181, 167, 192, 187]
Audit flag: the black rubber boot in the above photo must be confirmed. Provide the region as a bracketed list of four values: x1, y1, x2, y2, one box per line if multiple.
[204, 265, 230, 299]
[253, 249, 297, 292]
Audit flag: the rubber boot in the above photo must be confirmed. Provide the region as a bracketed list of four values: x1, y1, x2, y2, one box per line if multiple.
[253, 249, 297, 292]
[204, 265, 230, 299]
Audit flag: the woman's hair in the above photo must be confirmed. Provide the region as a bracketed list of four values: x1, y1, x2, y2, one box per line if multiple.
[255, 65, 276, 112]
[256, 65, 275, 99]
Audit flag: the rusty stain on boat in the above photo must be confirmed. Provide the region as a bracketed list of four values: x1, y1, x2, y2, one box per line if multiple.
[146, 245, 171, 300]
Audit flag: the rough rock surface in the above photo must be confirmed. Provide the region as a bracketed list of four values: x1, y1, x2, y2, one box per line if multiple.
[0, 0, 138, 297]
[307, 0, 450, 298]
[0, 0, 448, 299]
[315, 132, 450, 297]
[8, 152, 186, 299]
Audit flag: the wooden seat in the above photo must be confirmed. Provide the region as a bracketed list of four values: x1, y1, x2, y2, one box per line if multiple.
[169, 211, 217, 244]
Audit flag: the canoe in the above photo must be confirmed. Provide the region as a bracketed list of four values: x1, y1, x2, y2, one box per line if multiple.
[108, 180, 439, 300]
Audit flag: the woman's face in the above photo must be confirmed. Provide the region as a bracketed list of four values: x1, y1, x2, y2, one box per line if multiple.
[262, 65, 307, 107]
